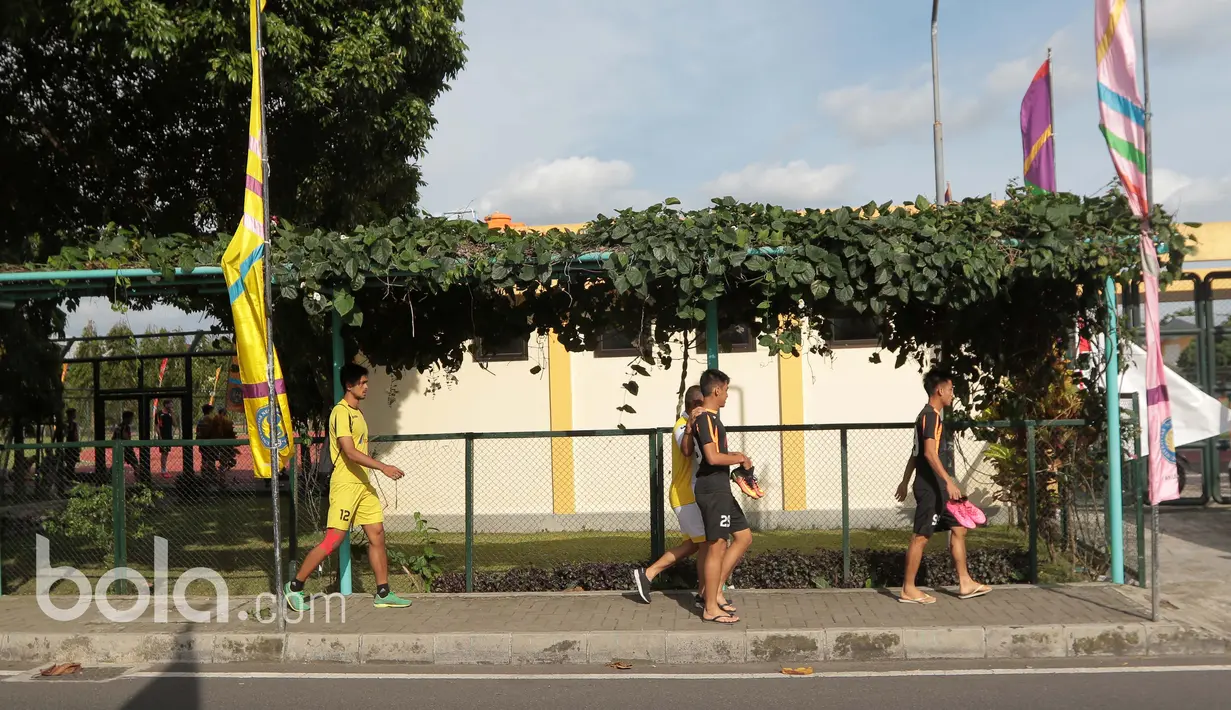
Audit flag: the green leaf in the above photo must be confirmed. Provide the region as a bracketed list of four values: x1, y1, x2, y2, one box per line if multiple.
[810, 281, 830, 299]
[332, 292, 355, 316]
[623, 380, 640, 396]
[664, 197, 681, 206]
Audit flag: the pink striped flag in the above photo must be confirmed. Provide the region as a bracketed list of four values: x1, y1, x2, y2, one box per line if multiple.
[1096, 0, 1179, 504]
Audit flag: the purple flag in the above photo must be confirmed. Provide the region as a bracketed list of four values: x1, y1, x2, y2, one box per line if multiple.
[1021, 59, 1056, 193]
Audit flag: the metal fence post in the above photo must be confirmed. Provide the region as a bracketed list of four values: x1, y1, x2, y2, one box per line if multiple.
[111, 441, 127, 591]
[1132, 394, 1146, 587]
[464, 433, 475, 593]
[840, 428, 850, 585]
[1026, 423, 1038, 585]
[289, 439, 299, 568]
[649, 431, 665, 561]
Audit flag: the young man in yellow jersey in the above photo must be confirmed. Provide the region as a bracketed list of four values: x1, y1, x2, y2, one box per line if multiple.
[285, 363, 412, 610]
[633, 386, 734, 610]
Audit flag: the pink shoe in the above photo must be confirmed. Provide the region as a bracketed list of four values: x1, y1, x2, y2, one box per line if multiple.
[945, 500, 975, 528]
[962, 500, 987, 525]
[946, 499, 985, 528]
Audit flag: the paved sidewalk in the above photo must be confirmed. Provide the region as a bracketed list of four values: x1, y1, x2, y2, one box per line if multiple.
[1, 584, 1225, 665]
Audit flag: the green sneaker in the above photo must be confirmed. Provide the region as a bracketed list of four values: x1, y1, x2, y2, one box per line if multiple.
[284, 582, 309, 612]
[373, 590, 412, 608]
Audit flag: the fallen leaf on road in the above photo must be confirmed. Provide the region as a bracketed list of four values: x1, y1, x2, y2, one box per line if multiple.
[780, 666, 813, 676]
[606, 662, 633, 670]
[40, 663, 82, 677]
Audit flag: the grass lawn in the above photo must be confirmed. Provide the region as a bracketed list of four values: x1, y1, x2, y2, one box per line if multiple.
[3, 494, 1075, 596]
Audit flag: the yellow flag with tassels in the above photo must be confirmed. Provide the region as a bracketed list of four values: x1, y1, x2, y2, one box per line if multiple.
[220, 0, 292, 479]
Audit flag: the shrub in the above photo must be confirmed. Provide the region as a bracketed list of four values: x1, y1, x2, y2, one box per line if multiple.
[431, 546, 1028, 593]
[42, 483, 161, 567]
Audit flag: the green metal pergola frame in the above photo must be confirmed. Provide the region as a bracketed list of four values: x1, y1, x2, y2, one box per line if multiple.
[1, 238, 1164, 588]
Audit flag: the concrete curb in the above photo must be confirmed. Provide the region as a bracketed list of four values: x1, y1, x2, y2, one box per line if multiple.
[1, 623, 1226, 665]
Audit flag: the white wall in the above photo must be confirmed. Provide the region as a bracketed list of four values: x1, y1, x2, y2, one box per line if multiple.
[347, 333, 1006, 532]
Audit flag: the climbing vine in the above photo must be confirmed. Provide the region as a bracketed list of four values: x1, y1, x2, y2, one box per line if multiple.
[9, 186, 1194, 420]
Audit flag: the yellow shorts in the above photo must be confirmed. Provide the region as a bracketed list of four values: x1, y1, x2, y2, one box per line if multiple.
[327, 482, 383, 530]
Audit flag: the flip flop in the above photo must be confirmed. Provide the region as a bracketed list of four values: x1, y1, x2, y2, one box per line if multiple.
[960, 585, 992, 600]
[693, 594, 737, 613]
[898, 594, 937, 605]
[702, 613, 740, 624]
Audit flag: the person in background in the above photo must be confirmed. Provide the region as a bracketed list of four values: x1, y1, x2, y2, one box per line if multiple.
[112, 411, 138, 474]
[197, 404, 219, 487]
[156, 399, 177, 477]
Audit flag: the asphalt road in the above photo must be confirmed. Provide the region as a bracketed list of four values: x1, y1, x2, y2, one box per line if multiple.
[2, 659, 1230, 709]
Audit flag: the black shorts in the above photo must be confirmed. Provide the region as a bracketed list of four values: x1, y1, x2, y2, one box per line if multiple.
[694, 479, 750, 542]
[913, 481, 959, 537]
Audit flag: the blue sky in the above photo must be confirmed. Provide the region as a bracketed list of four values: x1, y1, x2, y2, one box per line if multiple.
[418, 0, 1231, 224]
[67, 0, 1231, 336]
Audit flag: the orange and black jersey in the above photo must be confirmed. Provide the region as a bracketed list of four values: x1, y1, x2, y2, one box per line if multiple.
[912, 405, 944, 487]
[692, 410, 729, 479]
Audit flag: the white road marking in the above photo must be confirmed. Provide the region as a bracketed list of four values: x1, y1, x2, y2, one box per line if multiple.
[121, 664, 1231, 681]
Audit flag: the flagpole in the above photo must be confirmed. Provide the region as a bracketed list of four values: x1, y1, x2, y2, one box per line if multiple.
[254, 2, 285, 632]
[1138, 0, 1161, 624]
[930, 0, 946, 206]
[1046, 47, 1056, 186]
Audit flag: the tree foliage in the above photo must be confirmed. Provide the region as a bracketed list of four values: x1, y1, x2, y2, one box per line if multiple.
[10, 187, 1194, 422]
[0, 0, 467, 263]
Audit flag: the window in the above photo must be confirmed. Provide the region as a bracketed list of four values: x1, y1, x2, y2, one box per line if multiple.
[595, 329, 645, 358]
[695, 323, 758, 354]
[825, 314, 879, 347]
[473, 335, 529, 362]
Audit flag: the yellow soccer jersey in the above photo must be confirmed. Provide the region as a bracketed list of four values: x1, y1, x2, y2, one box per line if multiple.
[328, 400, 370, 486]
[669, 415, 699, 508]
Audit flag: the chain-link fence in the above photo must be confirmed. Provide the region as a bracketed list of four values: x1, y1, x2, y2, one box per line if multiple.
[0, 440, 287, 597]
[2, 420, 1144, 596]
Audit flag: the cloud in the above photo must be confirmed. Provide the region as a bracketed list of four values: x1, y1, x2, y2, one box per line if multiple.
[819, 28, 1087, 146]
[818, 82, 981, 146]
[701, 161, 854, 207]
[477, 157, 655, 223]
[1148, 0, 1231, 52]
[1154, 168, 1231, 221]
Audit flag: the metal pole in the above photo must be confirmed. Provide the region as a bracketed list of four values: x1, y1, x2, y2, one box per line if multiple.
[1140, 0, 1154, 208]
[1027, 423, 1038, 584]
[930, 0, 946, 205]
[1132, 393, 1146, 587]
[705, 300, 719, 370]
[254, 3, 284, 632]
[650, 431, 665, 561]
[332, 306, 351, 595]
[111, 441, 127, 592]
[1046, 47, 1056, 186]
[1105, 277, 1125, 584]
[1132, 6, 1162, 615]
[289, 440, 298, 566]
[840, 429, 850, 585]
[464, 434, 475, 593]
[1151, 503, 1160, 621]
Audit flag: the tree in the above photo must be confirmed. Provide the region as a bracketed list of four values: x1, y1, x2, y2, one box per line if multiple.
[0, 0, 467, 263]
[0, 301, 64, 440]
